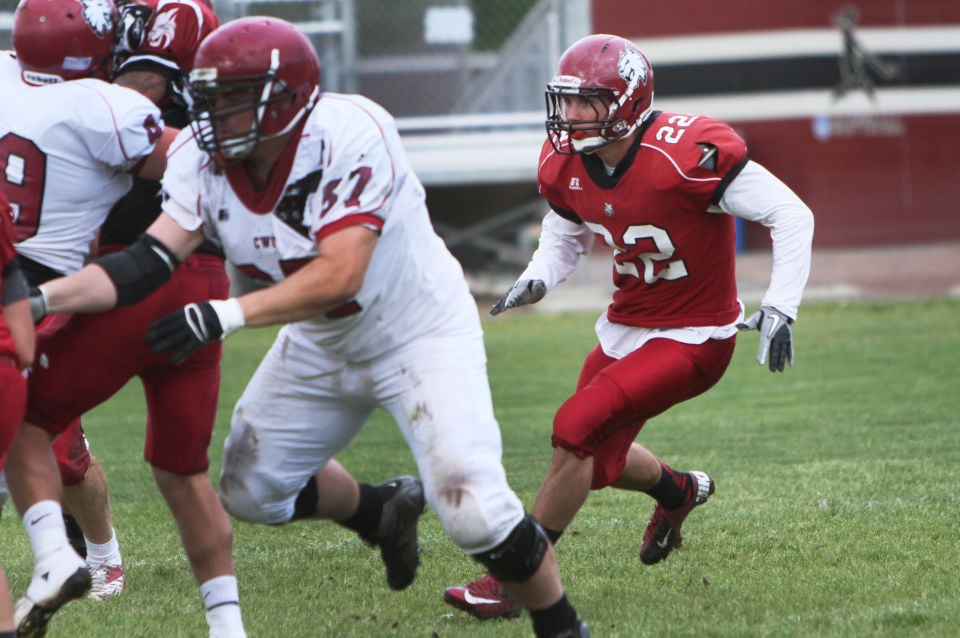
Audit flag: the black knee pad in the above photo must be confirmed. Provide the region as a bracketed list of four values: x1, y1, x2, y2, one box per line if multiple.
[473, 514, 548, 583]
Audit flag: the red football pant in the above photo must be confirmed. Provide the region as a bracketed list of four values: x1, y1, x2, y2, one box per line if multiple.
[27, 253, 228, 476]
[552, 335, 736, 489]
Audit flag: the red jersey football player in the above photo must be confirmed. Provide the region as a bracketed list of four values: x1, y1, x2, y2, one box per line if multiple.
[444, 33, 814, 620]
[0, 191, 33, 637]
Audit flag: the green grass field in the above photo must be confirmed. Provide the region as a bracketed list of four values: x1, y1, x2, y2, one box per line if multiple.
[3, 297, 959, 637]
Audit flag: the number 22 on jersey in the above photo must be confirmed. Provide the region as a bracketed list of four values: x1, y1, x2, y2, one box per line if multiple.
[585, 221, 689, 284]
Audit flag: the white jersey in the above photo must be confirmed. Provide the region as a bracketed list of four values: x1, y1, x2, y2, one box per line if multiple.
[163, 129, 284, 284]
[0, 52, 21, 87]
[163, 93, 479, 362]
[0, 55, 163, 275]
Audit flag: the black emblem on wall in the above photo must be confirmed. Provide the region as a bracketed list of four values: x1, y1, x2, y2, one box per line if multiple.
[833, 4, 900, 100]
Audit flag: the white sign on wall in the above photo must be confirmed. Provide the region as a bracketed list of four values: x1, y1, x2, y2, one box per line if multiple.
[424, 6, 474, 46]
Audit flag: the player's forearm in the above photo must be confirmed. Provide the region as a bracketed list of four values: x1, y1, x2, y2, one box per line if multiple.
[763, 204, 814, 319]
[236, 259, 362, 328]
[519, 210, 594, 290]
[233, 224, 376, 328]
[40, 264, 119, 314]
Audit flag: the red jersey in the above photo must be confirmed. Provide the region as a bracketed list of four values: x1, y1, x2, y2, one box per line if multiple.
[538, 110, 748, 328]
[0, 191, 17, 358]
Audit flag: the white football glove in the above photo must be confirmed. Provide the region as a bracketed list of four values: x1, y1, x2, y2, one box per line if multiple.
[490, 279, 546, 316]
[737, 305, 795, 372]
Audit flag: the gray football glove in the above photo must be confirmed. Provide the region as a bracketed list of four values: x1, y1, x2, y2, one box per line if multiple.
[29, 287, 47, 325]
[490, 279, 546, 316]
[737, 305, 794, 372]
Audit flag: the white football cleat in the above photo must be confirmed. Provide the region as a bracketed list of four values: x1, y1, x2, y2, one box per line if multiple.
[15, 544, 91, 637]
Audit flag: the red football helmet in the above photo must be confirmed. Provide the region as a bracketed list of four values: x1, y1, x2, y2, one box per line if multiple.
[187, 16, 321, 168]
[13, 0, 118, 85]
[545, 34, 655, 154]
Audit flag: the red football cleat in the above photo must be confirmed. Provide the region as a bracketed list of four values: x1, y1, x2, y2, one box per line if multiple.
[443, 572, 522, 620]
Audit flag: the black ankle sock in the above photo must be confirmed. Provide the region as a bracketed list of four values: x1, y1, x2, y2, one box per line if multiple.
[530, 594, 578, 637]
[644, 463, 688, 509]
[64, 513, 87, 558]
[544, 526, 563, 545]
[337, 483, 383, 538]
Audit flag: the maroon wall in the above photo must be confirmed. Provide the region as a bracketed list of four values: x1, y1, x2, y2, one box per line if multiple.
[592, 0, 960, 34]
[738, 115, 960, 249]
[591, 1, 960, 249]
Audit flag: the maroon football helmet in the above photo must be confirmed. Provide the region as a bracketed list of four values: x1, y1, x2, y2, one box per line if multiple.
[187, 16, 321, 167]
[13, 0, 118, 85]
[546, 34, 655, 154]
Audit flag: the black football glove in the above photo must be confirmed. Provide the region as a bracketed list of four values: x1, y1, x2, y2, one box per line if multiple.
[146, 299, 244, 365]
[737, 305, 795, 372]
[490, 279, 547, 316]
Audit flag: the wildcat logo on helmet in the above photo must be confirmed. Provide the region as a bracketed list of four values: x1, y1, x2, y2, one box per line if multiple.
[618, 46, 649, 88]
[81, 0, 115, 38]
[147, 9, 179, 50]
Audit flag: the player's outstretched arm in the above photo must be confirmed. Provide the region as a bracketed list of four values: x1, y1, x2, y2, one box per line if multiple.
[489, 210, 594, 316]
[718, 161, 813, 372]
[33, 263, 120, 319]
[34, 213, 204, 320]
[3, 297, 35, 370]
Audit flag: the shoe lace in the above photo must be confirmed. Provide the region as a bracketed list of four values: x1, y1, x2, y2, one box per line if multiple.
[91, 565, 122, 585]
[644, 505, 669, 542]
[470, 573, 510, 600]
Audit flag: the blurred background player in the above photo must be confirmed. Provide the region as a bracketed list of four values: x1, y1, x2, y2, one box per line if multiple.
[28, 0, 247, 634]
[14, 0, 248, 635]
[0, 0, 126, 600]
[0, 190, 34, 637]
[444, 33, 813, 620]
[0, 0, 173, 633]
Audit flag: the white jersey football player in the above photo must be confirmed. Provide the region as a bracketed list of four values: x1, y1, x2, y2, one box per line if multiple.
[37, 16, 589, 638]
[0, 16, 172, 278]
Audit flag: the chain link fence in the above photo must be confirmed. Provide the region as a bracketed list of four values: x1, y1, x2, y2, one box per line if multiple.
[1, 0, 589, 119]
[216, 0, 589, 118]
[0, 0, 590, 274]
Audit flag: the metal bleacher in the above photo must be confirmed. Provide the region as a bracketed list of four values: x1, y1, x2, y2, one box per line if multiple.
[214, 0, 590, 272]
[0, 0, 590, 274]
